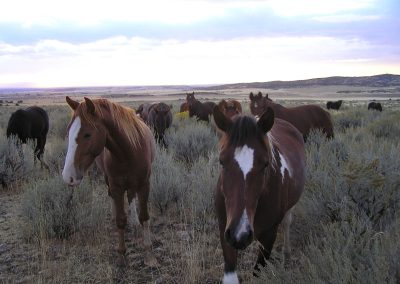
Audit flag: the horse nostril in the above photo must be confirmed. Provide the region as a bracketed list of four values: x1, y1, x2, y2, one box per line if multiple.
[69, 177, 73, 184]
[224, 228, 233, 242]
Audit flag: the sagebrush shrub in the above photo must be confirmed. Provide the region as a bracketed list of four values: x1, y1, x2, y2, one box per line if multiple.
[21, 176, 105, 241]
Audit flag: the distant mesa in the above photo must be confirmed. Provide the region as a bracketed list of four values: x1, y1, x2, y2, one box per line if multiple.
[201, 74, 400, 90]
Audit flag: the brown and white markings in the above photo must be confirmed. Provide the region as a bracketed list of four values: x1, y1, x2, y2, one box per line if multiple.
[62, 96, 158, 267]
[213, 106, 306, 283]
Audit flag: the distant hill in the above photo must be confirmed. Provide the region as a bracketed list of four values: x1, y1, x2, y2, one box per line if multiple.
[203, 74, 400, 90]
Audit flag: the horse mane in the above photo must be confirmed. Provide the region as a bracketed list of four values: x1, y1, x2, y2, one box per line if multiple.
[77, 99, 147, 149]
[220, 115, 277, 170]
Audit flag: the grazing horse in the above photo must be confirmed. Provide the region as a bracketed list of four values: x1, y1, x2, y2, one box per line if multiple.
[147, 103, 173, 146]
[180, 101, 189, 112]
[186, 92, 216, 122]
[213, 106, 306, 283]
[62, 97, 157, 267]
[6, 106, 49, 168]
[326, 100, 343, 110]
[249, 92, 334, 140]
[368, 101, 383, 112]
[218, 99, 243, 118]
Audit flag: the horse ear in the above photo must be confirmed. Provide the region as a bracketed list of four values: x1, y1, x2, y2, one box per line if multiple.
[213, 106, 232, 132]
[66, 96, 79, 110]
[169, 104, 173, 110]
[257, 107, 274, 133]
[84, 97, 96, 115]
[257, 92, 262, 98]
[249, 92, 254, 100]
[265, 93, 269, 99]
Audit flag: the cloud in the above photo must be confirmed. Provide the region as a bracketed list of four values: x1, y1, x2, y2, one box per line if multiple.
[1, 35, 397, 87]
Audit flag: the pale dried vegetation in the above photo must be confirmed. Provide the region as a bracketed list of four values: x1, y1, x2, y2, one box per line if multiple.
[0, 99, 399, 283]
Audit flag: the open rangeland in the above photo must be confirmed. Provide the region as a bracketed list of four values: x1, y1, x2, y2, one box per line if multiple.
[0, 92, 399, 283]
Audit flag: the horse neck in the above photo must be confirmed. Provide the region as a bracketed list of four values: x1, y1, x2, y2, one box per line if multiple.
[265, 100, 285, 116]
[103, 118, 139, 160]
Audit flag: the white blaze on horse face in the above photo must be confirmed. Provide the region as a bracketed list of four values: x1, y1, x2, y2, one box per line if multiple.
[223, 271, 239, 284]
[234, 145, 254, 179]
[235, 209, 250, 240]
[62, 117, 81, 185]
[279, 151, 292, 182]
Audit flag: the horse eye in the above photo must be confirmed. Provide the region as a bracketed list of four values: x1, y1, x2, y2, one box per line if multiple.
[84, 133, 91, 139]
[219, 159, 224, 166]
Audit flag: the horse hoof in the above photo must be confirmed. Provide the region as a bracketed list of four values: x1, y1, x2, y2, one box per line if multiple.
[117, 255, 127, 267]
[144, 253, 159, 267]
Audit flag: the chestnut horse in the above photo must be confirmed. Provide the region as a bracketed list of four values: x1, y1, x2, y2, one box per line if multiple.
[186, 92, 216, 122]
[218, 99, 243, 118]
[213, 106, 306, 283]
[62, 97, 157, 267]
[249, 92, 334, 140]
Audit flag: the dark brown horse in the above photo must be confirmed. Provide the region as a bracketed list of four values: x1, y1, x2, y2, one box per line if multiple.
[249, 92, 334, 140]
[213, 106, 306, 282]
[147, 103, 173, 147]
[368, 101, 383, 111]
[6, 106, 49, 169]
[326, 100, 343, 110]
[218, 99, 243, 118]
[186, 92, 216, 122]
[62, 97, 157, 267]
[180, 101, 189, 112]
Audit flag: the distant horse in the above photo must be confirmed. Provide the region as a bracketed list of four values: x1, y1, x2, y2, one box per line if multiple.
[218, 99, 242, 118]
[186, 92, 216, 122]
[6, 106, 49, 169]
[326, 100, 343, 110]
[180, 101, 189, 112]
[249, 92, 334, 140]
[136, 103, 155, 122]
[213, 106, 306, 283]
[62, 97, 158, 267]
[147, 103, 173, 146]
[368, 101, 383, 112]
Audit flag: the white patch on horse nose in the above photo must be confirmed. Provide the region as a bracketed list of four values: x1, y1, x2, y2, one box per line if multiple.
[235, 210, 251, 240]
[62, 117, 81, 185]
[278, 151, 292, 182]
[223, 271, 239, 284]
[234, 145, 254, 178]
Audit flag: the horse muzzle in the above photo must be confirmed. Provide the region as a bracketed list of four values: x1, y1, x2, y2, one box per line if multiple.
[224, 226, 254, 250]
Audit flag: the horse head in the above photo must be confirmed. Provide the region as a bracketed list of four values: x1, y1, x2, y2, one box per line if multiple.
[62, 96, 107, 186]
[214, 106, 275, 250]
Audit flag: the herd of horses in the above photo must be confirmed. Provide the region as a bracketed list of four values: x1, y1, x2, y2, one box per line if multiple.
[4, 93, 385, 283]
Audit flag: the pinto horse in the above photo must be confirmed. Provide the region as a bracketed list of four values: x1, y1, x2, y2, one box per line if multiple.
[218, 99, 243, 118]
[213, 106, 306, 283]
[186, 92, 216, 122]
[326, 100, 343, 110]
[6, 106, 49, 169]
[249, 92, 334, 140]
[62, 97, 157, 267]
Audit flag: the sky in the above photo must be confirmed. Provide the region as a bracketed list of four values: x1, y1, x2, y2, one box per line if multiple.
[0, 0, 399, 88]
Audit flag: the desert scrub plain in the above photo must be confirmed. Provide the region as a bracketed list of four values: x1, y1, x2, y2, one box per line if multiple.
[0, 98, 399, 283]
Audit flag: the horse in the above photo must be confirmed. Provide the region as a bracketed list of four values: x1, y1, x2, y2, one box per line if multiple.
[6, 106, 49, 169]
[62, 97, 158, 267]
[249, 92, 334, 140]
[326, 100, 343, 110]
[213, 106, 306, 283]
[147, 103, 173, 147]
[368, 101, 383, 112]
[186, 92, 216, 122]
[180, 101, 189, 112]
[218, 99, 243, 118]
[136, 103, 155, 122]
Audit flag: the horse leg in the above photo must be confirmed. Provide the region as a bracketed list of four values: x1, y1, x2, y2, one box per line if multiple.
[35, 137, 49, 170]
[254, 224, 279, 276]
[220, 231, 239, 284]
[128, 195, 141, 239]
[137, 180, 158, 267]
[112, 192, 128, 266]
[281, 208, 293, 262]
